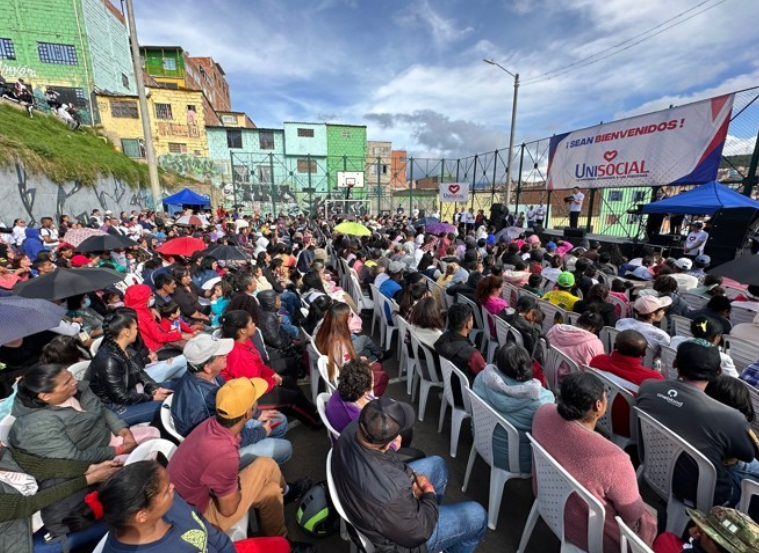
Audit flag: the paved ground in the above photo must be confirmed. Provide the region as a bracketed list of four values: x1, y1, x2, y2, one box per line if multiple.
[281, 314, 562, 553]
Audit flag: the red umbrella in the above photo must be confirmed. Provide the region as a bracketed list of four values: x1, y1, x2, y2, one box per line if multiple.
[155, 237, 206, 257]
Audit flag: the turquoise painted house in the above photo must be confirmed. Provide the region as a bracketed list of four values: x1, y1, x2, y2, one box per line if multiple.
[283, 122, 329, 194]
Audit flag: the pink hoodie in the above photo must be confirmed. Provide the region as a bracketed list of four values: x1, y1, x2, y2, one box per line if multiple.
[546, 324, 605, 383]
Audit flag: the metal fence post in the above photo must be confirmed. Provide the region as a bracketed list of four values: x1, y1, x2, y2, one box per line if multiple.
[515, 143, 525, 215]
[307, 153, 313, 217]
[376, 156, 382, 215]
[743, 125, 759, 197]
[586, 188, 596, 233]
[269, 153, 276, 216]
[546, 190, 552, 229]
[409, 158, 414, 214]
[230, 151, 238, 209]
[471, 155, 478, 210]
[490, 150, 498, 204]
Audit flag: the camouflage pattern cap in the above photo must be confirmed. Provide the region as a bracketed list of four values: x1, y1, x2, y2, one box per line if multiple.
[686, 507, 759, 553]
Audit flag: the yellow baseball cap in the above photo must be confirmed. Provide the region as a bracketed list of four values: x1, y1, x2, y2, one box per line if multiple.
[216, 378, 268, 419]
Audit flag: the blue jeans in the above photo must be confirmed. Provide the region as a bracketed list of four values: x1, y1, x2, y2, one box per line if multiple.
[727, 459, 759, 506]
[145, 355, 188, 382]
[280, 290, 300, 319]
[409, 456, 488, 553]
[106, 381, 178, 425]
[239, 412, 292, 468]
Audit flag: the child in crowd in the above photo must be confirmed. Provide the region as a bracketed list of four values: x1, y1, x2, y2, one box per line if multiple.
[523, 273, 543, 296]
[158, 301, 197, 334]
[209, 280, 232, 326]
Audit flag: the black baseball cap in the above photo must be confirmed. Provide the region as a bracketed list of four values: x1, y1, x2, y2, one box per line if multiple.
[676, 341, 721, 381]
[359, 398, 415, 445]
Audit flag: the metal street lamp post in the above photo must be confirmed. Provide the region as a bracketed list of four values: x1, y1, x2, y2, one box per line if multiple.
[484, 59, 519, 209]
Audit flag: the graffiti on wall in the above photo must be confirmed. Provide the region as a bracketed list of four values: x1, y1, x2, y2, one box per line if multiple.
[0, 62, 38, 79]
[158, 154, 224, 181]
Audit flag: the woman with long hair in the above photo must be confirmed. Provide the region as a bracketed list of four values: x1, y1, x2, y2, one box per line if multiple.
[172, 267, 211, 323]
[475, 275, 510, 337]
[315, 302, 389, 396]
[191, 256, 219, 288]
[221, 310, 320, 427]
[408, 297, 445, 348]
[573, 283, 618, 327]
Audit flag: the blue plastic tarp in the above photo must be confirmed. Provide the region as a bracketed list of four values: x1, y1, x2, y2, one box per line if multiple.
[161, 188, 211, 208]
[641, 181, 759, 215]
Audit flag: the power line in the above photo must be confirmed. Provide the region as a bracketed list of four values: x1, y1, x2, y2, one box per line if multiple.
[520, 0, 731, 86]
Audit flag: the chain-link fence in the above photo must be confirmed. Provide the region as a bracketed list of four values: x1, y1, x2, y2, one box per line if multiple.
[227, 86, 759, 236]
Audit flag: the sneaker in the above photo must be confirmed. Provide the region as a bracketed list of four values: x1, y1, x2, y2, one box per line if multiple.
[288, 540, 317, 553]
[284, 477, 312, 505]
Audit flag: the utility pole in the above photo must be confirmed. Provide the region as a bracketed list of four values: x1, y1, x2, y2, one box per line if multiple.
[125, 0, 162, 211]
[484, 59, 519, 209]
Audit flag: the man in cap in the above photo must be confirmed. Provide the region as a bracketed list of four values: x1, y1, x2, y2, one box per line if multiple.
[542, 271, 580, 311]
[688, 254, 711, 283]
[615, 295, 672, 356]
[171, 334, 291, 465]
[638, 342, 758, 507]
[672, 257, 699, 291]
[168, 376, 313, 551]
[380, 260, 405, 301]
[661, 507, 759, 553]
[331, 398, 487, 553]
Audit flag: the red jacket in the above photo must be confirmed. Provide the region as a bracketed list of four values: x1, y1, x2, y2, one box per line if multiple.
[222, 340, 277, 392]
[589, 352, 664, 436]
[124, 284, 182, 352]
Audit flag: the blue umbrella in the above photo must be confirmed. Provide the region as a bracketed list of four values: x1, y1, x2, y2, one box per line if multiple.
[0, 296, 66, 345]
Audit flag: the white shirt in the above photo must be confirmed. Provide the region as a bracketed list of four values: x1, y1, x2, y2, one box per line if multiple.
[40, 227, 59, 249]
[671, 273, 699, 291]
[12, 225, 26, 246]
[570, 192, 584, 212]
[526, 208, 535, 222]
[535, 206, 546, 219]
[412, 209, 420, 218]
[684, 230, 708, 255]
[615, 318, 670, 357]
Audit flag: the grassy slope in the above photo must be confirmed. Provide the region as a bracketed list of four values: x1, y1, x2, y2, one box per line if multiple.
[0, 104, 181, 188]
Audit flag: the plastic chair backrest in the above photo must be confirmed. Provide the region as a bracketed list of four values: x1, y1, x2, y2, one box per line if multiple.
[494, 316, 524, 349]
[503, 283, 520, 306]
[92, 533, 108, 553]
[316, 392, 341, 441]
[723, 335, 759, 374]
[616, 516, 655, 553]
[160, 395, 184, 443]
[481, 306, 498, 343]
[742, 382, 759, 434]
[600, 326, 620, 354]
[458, 295, 484, 331]
[124, 438, 177, 465]
[680, 293, 707, 311]
[369, 284, 382, 318]
[634, 407, 716, 511]
[738, 478, 759, 515]
[659, 345, 678, 379]
[468, 389, 523, 474]
[730, 304, 755, 326]
[670, 315, 693, 339]
[528, 433, 606, 553]
[0, 414, 15, 446]
[544, 345, 580, 392]
[537, 299, 566, 332]
[606, 294, 628, 319]
[440, 358, 472, 415]
[67, 361, 91, 382]
[90, 336, 104, 356]
[326, 449, 376, 553]
[585, 367, 637, 442]
[409, 331, 442, 384]
[317, 356, 337, 393]
[565, 311, 580, 326]
[395, 315, 414, 358]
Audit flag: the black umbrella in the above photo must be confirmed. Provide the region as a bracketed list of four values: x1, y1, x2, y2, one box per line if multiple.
[74, 234, 134, 253]
[201, 245, 250, 262]
[0, 297, 67, 344]
[13, 268, 125, 301]
[709, 253, 759, 286]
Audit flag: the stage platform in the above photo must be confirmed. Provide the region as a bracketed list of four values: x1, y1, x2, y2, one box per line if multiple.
[539, 228, 631, 245]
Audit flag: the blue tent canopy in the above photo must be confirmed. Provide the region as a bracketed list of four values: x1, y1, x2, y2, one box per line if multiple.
[641, 181, 759, 215]
[162, 188, 211, 208]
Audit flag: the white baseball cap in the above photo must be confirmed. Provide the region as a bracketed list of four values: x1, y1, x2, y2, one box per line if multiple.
[184, 334, 234, 366]
[675, 258, 693, 270]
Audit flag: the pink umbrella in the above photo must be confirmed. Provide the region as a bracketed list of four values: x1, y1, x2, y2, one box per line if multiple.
[60, 227, 107, 247]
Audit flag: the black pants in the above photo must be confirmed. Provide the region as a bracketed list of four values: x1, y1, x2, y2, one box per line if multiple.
[569, 211, 580, 228]
[257, 376, 320, 427]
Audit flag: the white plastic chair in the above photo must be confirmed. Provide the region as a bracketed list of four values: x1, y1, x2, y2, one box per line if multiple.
[67, 360, 91, 382]
[517, 434, 606, 553]
[124, 438, 177, 465]
[616, 516, 655, 553]
[307, 336, 323, 405]
[378, 293, 399, 353]
[395, 315, 418, 396]
[723, 335, 759, 374]
[544, 346, 580, 393]
[92, 534, 108, 553]
[480, 307, 500, 364]
[606, 295, 628, 320]
[368, 284, 383, 338]
[670, 315, 693, 339]
[317, 356, 337, 394]
[326, 449, 376, 553]
[463, 390, 532, 530]
[90, 336, 104, 356]
[316, 392, 341, 442]
[408, 331, 443, 421]
[0, 414, 15, 446]
[600, 326, 620, 355]
[659, 345, 677, 379]
[730, 304, 755, 326]
[457, 295, 484, 350]
[438, 358, 472, 458]
[680, 293, 707, 311]
[584, 367, 637, 449]
[742, 381, 759, 434]
[738, 478, 759, 515]
[494, 316, 524, 348]
[160, 395, 184, 443]
[634, 407, 716, 535]
[502, 282, 520, 306]
[565, 311, 581, 326]
[538, 299, 567, 332]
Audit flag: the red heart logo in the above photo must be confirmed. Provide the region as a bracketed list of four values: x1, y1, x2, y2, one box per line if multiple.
[603, 150, 618, 162]
[448, 184, 460, 194]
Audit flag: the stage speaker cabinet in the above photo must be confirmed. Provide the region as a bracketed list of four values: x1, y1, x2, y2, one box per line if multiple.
[490, 204, 506, 231]
[418, 209, 426, 218]
[708, 207, 759, 249]
[704, 245, 739, 268]
[563, 227, 586, 240]
[532, 224, 545, 235]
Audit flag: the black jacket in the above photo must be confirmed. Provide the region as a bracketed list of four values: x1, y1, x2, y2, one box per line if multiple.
[87, 341, 159, 406]
[504, 311, 547, 364]
[257, 290, 293, 351]
[332, 421, 437, 553]
[434, 331, 478, 379]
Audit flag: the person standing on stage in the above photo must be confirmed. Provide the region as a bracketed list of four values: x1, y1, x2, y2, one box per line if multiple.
[535, 202, 546, 228]
[684, 221, 709, 257]
[569, 187, 584, 228]
[645, 188, 667, 239]
[526, 205, 536, 229]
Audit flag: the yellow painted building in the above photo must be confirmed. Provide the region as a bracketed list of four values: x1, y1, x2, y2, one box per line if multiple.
[96, 86, 208, 159]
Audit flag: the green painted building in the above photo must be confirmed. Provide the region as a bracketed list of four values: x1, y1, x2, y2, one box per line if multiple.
[0, 0, 136, 124]
[138, 46, 186, 86]
[326, 124, 367, 198]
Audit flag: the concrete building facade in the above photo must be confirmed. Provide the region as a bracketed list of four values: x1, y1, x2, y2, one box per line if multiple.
[283, 122, 328, 193]
[326, 124, 367, 197]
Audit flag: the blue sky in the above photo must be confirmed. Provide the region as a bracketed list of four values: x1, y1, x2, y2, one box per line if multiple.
[134, 0, 759, 158]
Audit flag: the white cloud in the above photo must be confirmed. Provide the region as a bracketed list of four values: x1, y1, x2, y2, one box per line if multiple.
[395, 0, 474, 48]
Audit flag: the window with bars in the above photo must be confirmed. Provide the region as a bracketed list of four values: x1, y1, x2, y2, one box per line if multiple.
[607, 191, 623, 202]
[110, 99, 139, 119]
[50, 86, 87, 108]
[121, 139, 145, 158]
[227, 130, 242, 149]
[632, 191, 647, 202]
[259, 131, 275, 150]
[37, 42, 78, 65]
[297, 128, 314, 138]
[0, 38, 15, 60]
[121, 74, 129, 88]
[342, 131, 352, 138]
[168, 143, 187, 154]
[297, 159, 316, 173]
[162, 58, 177, 71]
[154, 103, 173, 120]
